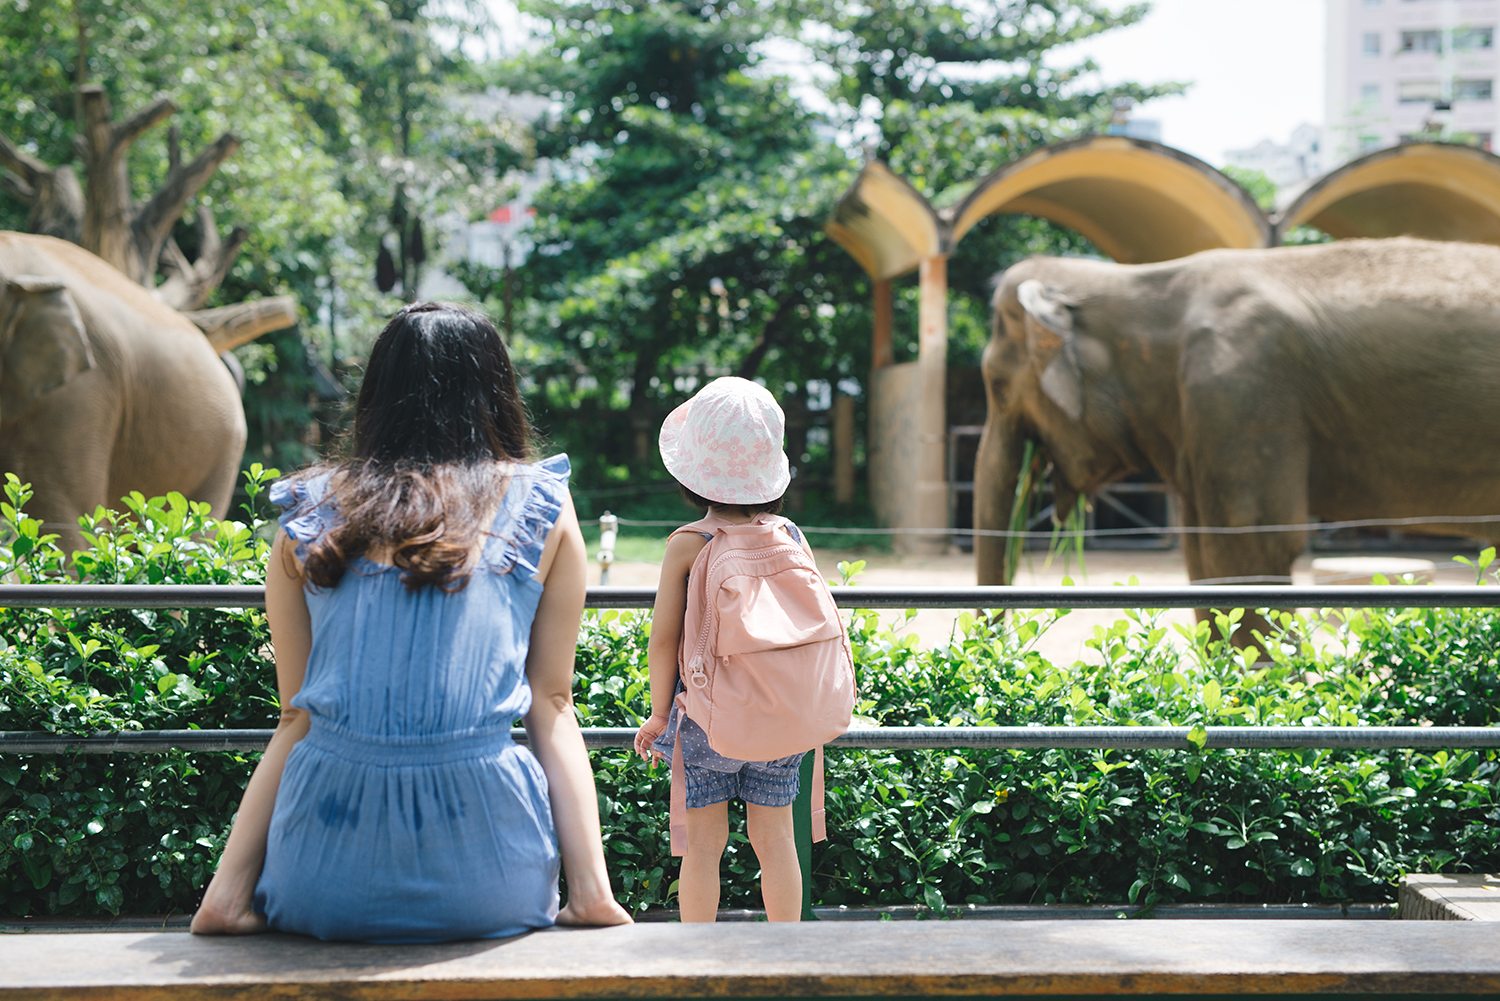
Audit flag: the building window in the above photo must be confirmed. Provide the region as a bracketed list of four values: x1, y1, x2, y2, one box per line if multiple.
[1398, 79, 1443, 102]
[1456, 78, 1494, 100]
[1400, 29, 1442, 53]
[1454, 27, 1496, 50]
[1361, 82, 1381, 103]
[1363, 31, 1382, 56]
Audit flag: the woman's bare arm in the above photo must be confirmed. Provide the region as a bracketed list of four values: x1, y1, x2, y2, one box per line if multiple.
[191, 531, 312, 934]
[524, 492, 632, 927]
[632, 532, 707, 760]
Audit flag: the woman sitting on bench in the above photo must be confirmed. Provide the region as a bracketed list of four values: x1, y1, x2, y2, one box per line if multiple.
[191, 303, 631, 941]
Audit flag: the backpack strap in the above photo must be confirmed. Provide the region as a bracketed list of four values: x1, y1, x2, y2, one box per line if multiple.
[670, 728, 689, 856]
[812, 746, 827, 843]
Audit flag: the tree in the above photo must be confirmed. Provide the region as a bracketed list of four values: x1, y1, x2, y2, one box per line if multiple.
[478, 1, 1180, 503]
[0, 0, 519, 473]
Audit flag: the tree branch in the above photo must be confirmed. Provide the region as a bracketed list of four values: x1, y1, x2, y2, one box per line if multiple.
[0, 129, 84, 243]
[185, 296, 298, 353]
[131, 132, 240, 283]
[112, 96, 177, 150]
[153, 204, 250, 311]
[736, 293, 802, 380]
[2, 174, 35, 202]
[0, 129, 49, 189]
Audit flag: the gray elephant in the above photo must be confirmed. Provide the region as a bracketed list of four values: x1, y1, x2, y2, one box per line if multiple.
[975, 237, 1500, 638]
[0, 232, 246, 551]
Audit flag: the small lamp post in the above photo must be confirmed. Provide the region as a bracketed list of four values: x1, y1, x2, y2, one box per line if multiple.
[598, 512, 618, 585]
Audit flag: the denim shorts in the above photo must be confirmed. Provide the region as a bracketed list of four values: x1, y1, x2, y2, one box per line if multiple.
[683, 753, 806, 808]
[671, 715, 805, 808]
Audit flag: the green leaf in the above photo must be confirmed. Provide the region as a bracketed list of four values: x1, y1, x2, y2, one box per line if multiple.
[21, 854, 51, 890]
[1185, 725, 1208, 750]
[922, 884, 946, 913]
[157, 674, 180, 695]
[1202, 679, 1221, 714]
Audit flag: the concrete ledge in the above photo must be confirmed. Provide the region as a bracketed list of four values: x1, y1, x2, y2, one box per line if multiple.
[1401, 874, 1500, 921]
[4, 921, 1500, 999]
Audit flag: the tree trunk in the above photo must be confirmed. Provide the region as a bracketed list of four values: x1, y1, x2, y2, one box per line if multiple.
[0, 133, 84, 242]
[0, 84, 278, 349]
[79, 85, 176, 277]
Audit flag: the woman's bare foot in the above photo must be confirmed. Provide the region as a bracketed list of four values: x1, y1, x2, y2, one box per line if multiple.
[190, 897, 269, 935]
[556, 896, 633, 927]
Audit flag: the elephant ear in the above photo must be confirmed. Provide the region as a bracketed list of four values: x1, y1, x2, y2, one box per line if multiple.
[1016, 279, 1083, 420]
[0, 276, 96, 424]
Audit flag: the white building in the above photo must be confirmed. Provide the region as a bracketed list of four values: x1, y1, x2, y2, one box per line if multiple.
[1326, 0, 1500, 165]
[1225, 124, 1325, 186]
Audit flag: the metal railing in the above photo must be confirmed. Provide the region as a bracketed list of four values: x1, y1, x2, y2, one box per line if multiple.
[7, 726, 1500, 755]
[5, 583, 1500, 610]
[3, 583, 1499, 755]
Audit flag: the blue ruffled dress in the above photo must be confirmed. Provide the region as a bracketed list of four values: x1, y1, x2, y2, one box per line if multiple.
[252, 454, 572, 942]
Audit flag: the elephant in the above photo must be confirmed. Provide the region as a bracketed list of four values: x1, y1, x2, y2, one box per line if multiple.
[0, 232, 246, 552]
[975, 237, 1500, 641]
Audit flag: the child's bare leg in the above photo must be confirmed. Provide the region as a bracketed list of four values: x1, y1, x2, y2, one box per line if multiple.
[745, 802, 801, 922]
[680, 801, 729, 922]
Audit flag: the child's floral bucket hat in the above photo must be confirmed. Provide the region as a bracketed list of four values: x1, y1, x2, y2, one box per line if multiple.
[659, 377, 791, 505]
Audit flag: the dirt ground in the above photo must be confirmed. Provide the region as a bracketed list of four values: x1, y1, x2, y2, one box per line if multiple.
[592, 544, 1486, 666]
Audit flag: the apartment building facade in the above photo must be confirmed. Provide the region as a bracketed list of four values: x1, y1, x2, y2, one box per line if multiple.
[1327, 0, 1500, 163]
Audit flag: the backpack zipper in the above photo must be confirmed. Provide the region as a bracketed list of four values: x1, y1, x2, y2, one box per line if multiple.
[685, 542, 807, 689]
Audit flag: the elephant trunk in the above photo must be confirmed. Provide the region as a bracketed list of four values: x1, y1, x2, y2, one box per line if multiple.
[974, 416, 1029, 585]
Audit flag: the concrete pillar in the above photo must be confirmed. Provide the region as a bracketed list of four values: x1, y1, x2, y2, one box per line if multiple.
[902, 254, 949, 555]
[833, 392, 856, 504]
[871, 279, 894, 371]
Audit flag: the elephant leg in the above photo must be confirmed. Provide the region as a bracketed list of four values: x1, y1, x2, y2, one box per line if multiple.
[188, 448, 244, 521]
[1176, 490, 1208, 583]
[0, 381, 118, 555]
[974, 414, 1026, 585]
[1179, 442, 1307, 653]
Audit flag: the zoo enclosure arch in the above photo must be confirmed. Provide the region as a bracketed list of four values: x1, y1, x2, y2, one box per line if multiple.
[827, 138, 1500, 550]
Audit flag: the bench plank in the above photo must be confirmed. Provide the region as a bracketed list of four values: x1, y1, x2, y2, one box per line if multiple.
[4, 921, 1500, 999]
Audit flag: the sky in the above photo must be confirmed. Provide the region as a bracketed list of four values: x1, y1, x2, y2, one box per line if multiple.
[478, 0, 1328, 168]
[1052, 0, 1326, 166]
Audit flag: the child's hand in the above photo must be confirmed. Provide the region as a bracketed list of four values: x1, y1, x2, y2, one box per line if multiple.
[633, 714, 669, 762]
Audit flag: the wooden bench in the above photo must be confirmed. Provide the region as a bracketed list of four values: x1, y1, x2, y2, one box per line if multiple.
[5, 921, 1500, 999]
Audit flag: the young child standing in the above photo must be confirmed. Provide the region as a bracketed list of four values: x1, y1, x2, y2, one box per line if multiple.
[633, 377, 852, 923]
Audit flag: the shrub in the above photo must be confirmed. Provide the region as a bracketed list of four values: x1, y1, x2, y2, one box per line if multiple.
[2, 477, 1499, 917]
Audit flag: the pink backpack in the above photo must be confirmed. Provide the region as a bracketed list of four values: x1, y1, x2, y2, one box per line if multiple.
[667, 513, 856, 854]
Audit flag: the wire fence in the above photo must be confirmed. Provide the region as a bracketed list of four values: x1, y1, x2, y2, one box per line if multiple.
[606, 513, 1500, 540]
[4, 583, 1500, 610]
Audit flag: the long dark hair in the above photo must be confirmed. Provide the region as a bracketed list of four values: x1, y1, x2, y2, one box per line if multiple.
[298, 302, 533, 591]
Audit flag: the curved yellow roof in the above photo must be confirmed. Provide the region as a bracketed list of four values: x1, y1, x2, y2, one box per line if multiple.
[1277, 142, 1500, 244]
[948, 136, 1271, 262]
[826, 137, 1271, 278]
[825, 163, 942, 281]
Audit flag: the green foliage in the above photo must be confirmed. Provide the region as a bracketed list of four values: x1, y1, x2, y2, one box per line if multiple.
[584, 602, 1500, 914]
[1220, 165, 1277, 213]
[0, 472, 279, 917]
[0, 0, 517, 474]
[480, 1, 1156, 495]
[8, 481, 1497, 918]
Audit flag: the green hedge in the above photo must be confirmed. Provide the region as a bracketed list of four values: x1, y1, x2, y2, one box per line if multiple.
[3, 474, 1499, 918]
